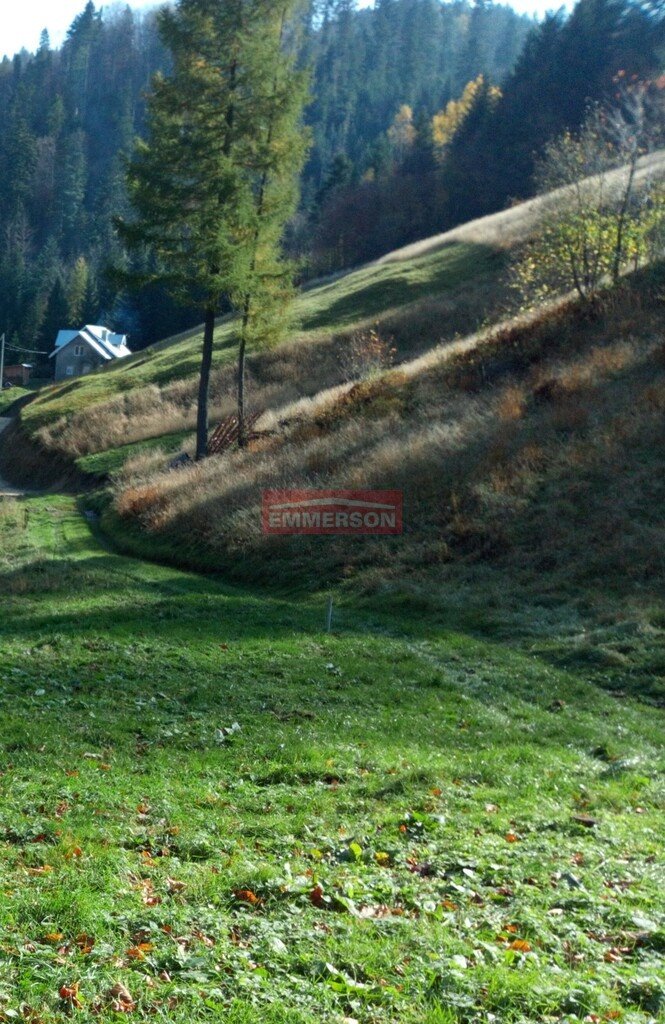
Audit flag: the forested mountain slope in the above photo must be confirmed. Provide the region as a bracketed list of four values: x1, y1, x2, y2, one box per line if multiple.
[1, 0, 663, 363]
[0, 0, 530, 358]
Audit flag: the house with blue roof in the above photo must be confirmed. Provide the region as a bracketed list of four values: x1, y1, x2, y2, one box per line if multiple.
[50, 325, 131, 381]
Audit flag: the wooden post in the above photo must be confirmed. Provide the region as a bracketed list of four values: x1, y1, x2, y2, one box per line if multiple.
[325, 595, 333, 633]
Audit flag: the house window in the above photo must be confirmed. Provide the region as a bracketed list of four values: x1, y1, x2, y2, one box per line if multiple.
[74, 345, 85, 356]
[66, 366, 74, 376]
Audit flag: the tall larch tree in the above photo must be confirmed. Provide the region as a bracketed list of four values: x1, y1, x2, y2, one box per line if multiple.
[230, 1, 310, 445]
[118, 0, 309, 459]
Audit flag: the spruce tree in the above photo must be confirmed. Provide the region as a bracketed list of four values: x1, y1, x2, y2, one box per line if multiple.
[39, 277, 70, 351]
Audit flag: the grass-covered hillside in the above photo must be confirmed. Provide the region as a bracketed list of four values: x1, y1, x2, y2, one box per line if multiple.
[104, 267, 665, 667]
[7, 152, 664, 471]
[3, 161, 665, 664]
[15, 239, 502, 466]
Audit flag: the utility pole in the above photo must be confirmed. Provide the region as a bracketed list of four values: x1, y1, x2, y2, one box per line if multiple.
[0, 333, 5, 392]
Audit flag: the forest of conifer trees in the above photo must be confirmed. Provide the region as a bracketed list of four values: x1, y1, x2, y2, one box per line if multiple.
[0, 0, 662, 365]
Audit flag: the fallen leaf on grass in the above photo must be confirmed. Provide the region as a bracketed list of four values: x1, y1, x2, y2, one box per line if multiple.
[126, 942, 153, 960]
[229, 927, 251, 948]
[75, 934, 95, 954]
[166, 877, 186, 894]
[59, 982, 82, 1009]
[26, 865, 53, 876]
[357, 904, 406, 919]
[509, 939, 532, 952]
[603, 947, 630, 962]
[108, 983, 135, 1012]
[309, 885, 326, 908]
[407, 859, 437, 877]
[234, 889, 262, 906]
[504, 832, 520, 843]
[495, 886, 514, 898]
[44, 932, 64, 943]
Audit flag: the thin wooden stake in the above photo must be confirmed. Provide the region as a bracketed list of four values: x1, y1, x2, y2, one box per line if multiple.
[325, 595, 333, 633]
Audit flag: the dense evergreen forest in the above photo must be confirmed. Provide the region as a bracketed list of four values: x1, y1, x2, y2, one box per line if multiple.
[0, 0, 662, 365]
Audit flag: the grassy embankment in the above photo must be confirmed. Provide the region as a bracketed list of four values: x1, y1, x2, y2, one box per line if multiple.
[0, 495, 663, 1023]
[0, 387, 30, 416]
[97, 264, 665, 681]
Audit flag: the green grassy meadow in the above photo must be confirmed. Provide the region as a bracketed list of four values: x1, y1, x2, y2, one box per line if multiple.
[0, 495, 663, 1023]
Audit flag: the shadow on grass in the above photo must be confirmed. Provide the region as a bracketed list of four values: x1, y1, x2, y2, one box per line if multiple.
[300, 243, 501, 332]
[0, 550, 331, 643]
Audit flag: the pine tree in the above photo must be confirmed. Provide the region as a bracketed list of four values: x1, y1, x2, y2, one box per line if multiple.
[39, 276, 70, 351]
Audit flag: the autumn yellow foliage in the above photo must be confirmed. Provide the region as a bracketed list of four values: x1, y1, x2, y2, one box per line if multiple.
[432, 75, 501, 157]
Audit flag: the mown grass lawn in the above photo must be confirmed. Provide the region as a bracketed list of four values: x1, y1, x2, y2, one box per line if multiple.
[0, 496, 663, 1023]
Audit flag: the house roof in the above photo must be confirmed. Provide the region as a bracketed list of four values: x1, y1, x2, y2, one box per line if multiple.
[53, 330, 79, 351]
[50, 325, 131, 361]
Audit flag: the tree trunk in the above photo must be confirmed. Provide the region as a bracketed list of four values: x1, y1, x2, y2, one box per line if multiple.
[612, 155, 637, 285]
[196, 305, 216, 461]
[237, 299, 250, 448]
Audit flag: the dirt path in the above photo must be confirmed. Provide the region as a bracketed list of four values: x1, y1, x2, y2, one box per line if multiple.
[0, 418, 27, 496]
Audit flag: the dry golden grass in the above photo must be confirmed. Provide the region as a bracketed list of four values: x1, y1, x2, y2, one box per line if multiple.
[33, 271, 511, 459]
[495, 384, 527, 422]
[110, 269, 665, 615]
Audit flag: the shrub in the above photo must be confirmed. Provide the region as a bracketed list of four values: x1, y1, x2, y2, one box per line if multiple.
[339, 326, 396, 381]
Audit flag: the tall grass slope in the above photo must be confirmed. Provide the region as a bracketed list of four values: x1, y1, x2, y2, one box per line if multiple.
[12, 149, 665, 468]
